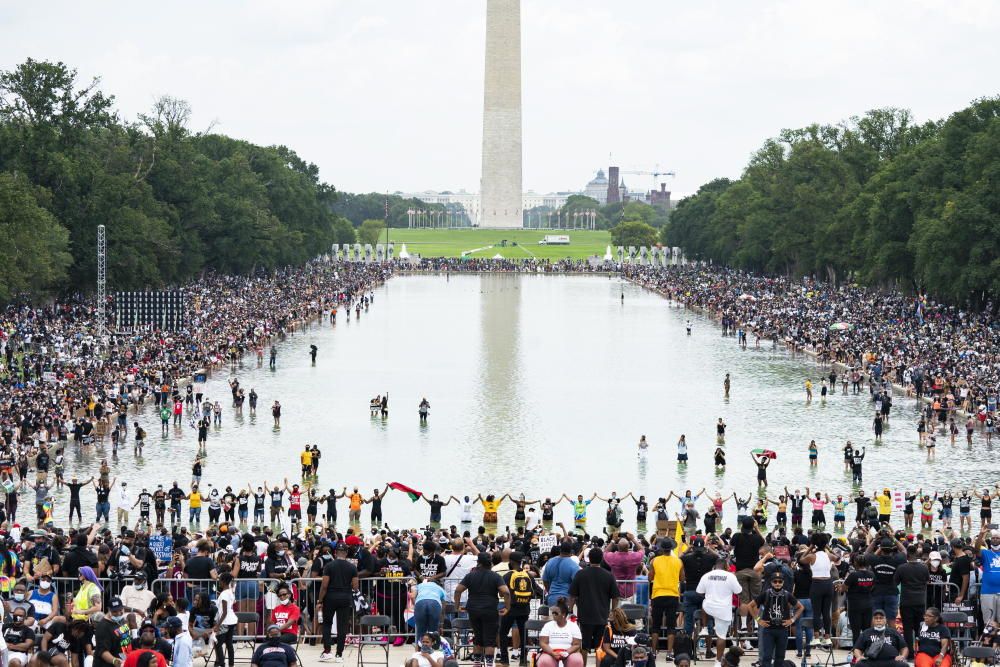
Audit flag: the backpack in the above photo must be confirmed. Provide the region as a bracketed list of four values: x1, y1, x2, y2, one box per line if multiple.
[509, 569, 533, 604]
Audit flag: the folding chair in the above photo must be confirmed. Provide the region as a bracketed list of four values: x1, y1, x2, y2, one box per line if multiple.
[358, 614, 391, 667]
[523, 619, 547, 656]
[941, 611, 974, 656]
[962, 646, 997, 666]
[451, 617, 475, 660]
[621, 603, 647, 630]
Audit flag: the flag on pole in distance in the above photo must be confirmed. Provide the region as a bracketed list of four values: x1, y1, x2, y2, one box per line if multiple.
[389, 482, 422, 502]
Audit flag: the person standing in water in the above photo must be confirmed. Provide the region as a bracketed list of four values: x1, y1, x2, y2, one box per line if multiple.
[724, 373, 731, 398]
[808, 440, 818, 467]
[637, 435, 649, 458]
[272, 400, 282, 427]
[418, 398, 430, 423]
[717, 418, 727, 443]
[309, 345, 317, 365]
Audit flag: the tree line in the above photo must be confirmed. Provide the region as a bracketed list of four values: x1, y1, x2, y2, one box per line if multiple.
[663, 99, 1000, 307]
[0, 59, 410, 300]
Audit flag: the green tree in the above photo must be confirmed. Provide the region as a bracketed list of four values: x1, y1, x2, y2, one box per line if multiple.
[0, 172, 72, 300]
[610, 220, 658, 247]
[358, 219, 385, 246]
[332, 217, 356, 245]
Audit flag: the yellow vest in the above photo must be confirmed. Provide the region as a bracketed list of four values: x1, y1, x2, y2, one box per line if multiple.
[73, 581, 100, 620]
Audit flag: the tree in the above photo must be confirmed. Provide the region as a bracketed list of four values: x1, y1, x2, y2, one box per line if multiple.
[332, 217, 356, 245]
[358, 219, 385, 246]
[0, 172, 71, 300]
[610, 220, 658, 247]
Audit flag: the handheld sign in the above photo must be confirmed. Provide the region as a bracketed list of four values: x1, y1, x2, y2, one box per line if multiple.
[148, 535, 173, 562]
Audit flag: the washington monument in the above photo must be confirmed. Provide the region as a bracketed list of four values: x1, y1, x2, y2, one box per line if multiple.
[480, 0, 523, 228]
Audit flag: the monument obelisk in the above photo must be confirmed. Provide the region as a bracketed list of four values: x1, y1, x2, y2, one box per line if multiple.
[479, 0, 522, 228]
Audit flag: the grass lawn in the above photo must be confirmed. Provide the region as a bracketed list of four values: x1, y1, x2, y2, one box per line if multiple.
[384, 229, 613, 260]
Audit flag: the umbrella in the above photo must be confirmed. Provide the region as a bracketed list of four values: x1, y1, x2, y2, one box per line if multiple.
[751, 448, 777, 459]
[829, 322, 852, 331]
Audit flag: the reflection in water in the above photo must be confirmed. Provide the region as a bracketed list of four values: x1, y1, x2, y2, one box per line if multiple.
[474, 275, 522, 467]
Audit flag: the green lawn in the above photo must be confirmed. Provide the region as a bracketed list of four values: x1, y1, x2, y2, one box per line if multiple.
[384, 229, 613, 260]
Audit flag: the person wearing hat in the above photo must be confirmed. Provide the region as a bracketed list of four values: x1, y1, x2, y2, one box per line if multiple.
[94, 596, 129, 667]
[866, 531, 905, 624]
[894, 544, 930, 651]
[165, 616, 192, 667]
[614, 634, 649, 667]
[749, 571, 803, 667]
[250, 625, 298, 667]
[129, 620, 172, 664]
[120, 571, 155, 623]
[648, 538, 683, 658]
[852, 609, 907, 667]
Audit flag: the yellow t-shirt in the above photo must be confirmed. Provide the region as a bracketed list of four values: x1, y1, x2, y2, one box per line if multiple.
[189, 491, 202, 508]
[650, 554, 683, 598]
[876, 494, 892, 514]
[300, 451, 313, 466]
[482, 499, 502, 514]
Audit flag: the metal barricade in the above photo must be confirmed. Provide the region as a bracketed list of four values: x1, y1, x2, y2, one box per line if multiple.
[288, 576, 418, 642]
[151, 576, 281, 639]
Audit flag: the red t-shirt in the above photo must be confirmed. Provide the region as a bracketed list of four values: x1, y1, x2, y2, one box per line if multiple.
[271, 603, 301, 635]
[123, 649, 167, 667]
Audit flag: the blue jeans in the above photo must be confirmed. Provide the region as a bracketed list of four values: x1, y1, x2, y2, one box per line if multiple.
[96, 502, 110, 522]
[682, 591, 707, 635]
[759, 626, 790, 667]
[870, 594, 898, 623]
[413, 599, 442, 640]
[795, 598, 813, 653]
[190, 507, 202, 522]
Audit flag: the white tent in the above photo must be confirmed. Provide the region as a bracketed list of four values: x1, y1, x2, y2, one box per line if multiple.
[493, 253, 504, 259]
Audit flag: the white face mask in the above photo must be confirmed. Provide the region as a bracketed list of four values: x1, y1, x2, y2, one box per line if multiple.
[40, 581, 51, 590]
[873, 623, 886, 631]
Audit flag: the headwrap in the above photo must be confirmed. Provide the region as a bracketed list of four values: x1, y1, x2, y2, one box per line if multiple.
[79, 566, 103, 592]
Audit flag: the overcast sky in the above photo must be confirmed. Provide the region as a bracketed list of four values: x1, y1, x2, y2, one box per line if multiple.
[2, 1, 998, 199]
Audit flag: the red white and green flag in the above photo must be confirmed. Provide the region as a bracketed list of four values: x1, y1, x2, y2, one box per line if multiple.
[389, 482, 422, 502]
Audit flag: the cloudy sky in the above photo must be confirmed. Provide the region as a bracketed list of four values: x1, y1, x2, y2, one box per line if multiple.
[2, 1, 998, 199]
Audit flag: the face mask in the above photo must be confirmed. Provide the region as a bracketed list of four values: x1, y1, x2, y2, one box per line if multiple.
[135, 583, 146, 590]
[873, 623, 886, 631]
[12, 617, 23, 626]
[40, 581, 51, 590]
[112, 614, 126, 623]
[277, 550, 286, 557]
[267, 636, 281, 645]
[13, 593, 24, 601]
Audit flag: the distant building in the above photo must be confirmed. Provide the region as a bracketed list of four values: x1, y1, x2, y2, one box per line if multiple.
[583, 169, 608, 204]
[649, 183, 671, 209]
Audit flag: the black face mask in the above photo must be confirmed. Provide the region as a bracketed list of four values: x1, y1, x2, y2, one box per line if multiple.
[267, 636, 281, 645]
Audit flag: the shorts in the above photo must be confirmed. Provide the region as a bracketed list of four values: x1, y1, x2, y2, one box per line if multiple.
[678, 454, 688, 462]
[484, 512, 498, 523]
[289, 509, 302, 521]
[712, 614, 732, 638]
[580, 623, 605, 650]
[834, 514, 845, 522]
[735, 568, 761, 604]
[468, 609, 499, 647]
[650, 595, 679, 634]
[941, 508, 952, 518]
[8, 653, 28, 665]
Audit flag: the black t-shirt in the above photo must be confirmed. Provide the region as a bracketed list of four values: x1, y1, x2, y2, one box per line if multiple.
[67, 482, 85, 500]
[754, 589, 798, 624]
[184, 555, 215, 580]
[569, 565, 619, 625]
[844, 570, 875, 609]
[94, 618, 131, 667]
[417, 554, 447, 579]
[917, 623, 951, 656]
[681, 550, 716, 588]
[322, 559, 358, 601]
[96, 487, 111, 503]
[949, 554, 972, 590]
[460, 568, 505, 613]
[870, 552, 906, 595]
[2, 624, 34, 649]
[894, 561, 930, 606]
[731, 531, 765, 571]
[429, 500, 444, 516]
[854, 627, 906, 661]
[168, 487, 185, 505]
[45, 620, 93, 655]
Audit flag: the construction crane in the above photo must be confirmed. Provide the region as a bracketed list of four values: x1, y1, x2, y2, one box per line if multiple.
[622, 166, 676, 190]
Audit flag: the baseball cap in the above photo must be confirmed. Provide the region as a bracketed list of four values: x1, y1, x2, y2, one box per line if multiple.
[164, 617, 183, 630]
[929, 551, 942, 563]
[691, 536, 705, 548]
[110, 596, 124, 610]
[633, 632, 650, 647]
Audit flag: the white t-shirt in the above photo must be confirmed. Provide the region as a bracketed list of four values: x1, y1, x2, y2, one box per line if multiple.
[408, 650, 445, 667]
[540, 620, 582, 651]
[696, 570, 741, 620]
[443, 553, 474, 602]
[216, 589, 238, 625]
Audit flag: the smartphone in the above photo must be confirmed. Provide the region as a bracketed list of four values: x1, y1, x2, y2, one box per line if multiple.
[989, 523, 999, 530]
